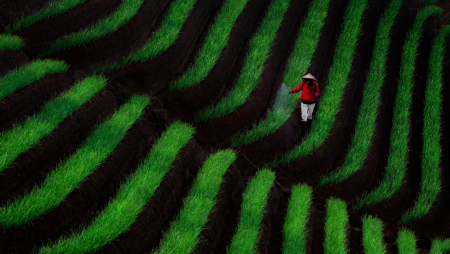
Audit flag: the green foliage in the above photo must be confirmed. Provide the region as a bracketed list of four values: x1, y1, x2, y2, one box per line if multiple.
[155, 150, 236, 254]
[397, 229, 418, 254]
[319, 0, 402, 186]
[0, 95, 149, 230]
[170, 0, 250, 91]
[96, 0, 198, 74]
[400, 25, 450, 224]
[231, 0, 332, 148]
[0, 75, 106, 173]
[39, 121, 194, 253]
[431, 239, 450, 254]
[227, 169, 275, 254]
[421, 0, 438, 5]
[0, 59, 68, 100]
[353, 6, 443, 210]
[323, 198, 348, 254]
[265, 0, 368, 168]
[282, 184, 312, 254]
[5, 0, 88, 33]
[0, 35, 24, 50]
[195, 0, 290, 122]
[362, 216, 387, 254]
[41, 0, 146, 56]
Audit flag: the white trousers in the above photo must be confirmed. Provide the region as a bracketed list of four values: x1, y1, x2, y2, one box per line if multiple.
[301, 102, 315, 122]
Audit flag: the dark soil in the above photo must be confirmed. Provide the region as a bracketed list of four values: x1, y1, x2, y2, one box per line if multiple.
[1, 0, 450, 253]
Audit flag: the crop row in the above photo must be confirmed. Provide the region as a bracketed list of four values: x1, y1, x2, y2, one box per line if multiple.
[230, 0, 332, 148]
[195, 0, 291, 122]
[40, 0, 147, 56]
[155, 150, 236, 254]
[319, 0, 402, 186]
[400, 25, 450, 224]
[0, 95, 149, 230]
[5, 0, 88, 33]
[227, 169, 275, 253]
[266, 0, 368, 168]
[39, 121, 195, 253]
[353, 6, 443, 210]
[0, 59, 68, 100]
[282, 184, 312, 254]
[0, 75, 105, 173]
[97, 0, 199, 74]
[0, 35, 23, 50]
[283, 194, 450, 252]
[170, 0, 251, 91]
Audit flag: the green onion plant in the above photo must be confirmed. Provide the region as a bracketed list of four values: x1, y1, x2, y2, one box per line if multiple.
[154, 150, 236, 254]
[319, 0, 402, 186]
[265, 0, 368, 168]
[0, 95, 149, 230]
[0, 59, 68, 100]
[227, 169, 275, 254]
[231, 0, 332, 148]
[39, 121, 194, 254]
[282, 184, 312, 254]
[399, 25, 450, 224]
[195, 0, 291, 122]
[0, 75, 106, 173]
[0, 35, 24, 50]
[41, 0, 146, 56]
[5, 0, 88, 33]
[169, 0, 250, 91]
[352, 6, 443, 210]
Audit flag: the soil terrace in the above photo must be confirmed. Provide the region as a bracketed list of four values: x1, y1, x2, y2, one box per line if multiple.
[0, 0, 450, 253]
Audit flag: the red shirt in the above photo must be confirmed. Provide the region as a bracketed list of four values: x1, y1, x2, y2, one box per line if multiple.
[290, 81, 320, 102]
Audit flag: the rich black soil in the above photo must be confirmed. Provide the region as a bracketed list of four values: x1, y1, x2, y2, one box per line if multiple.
[1, 0, 450, 253]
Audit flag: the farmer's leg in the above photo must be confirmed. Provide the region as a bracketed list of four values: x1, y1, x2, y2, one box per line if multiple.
[305, 103, 315, 133]
[307, 103, 315, 120]
[300, 102, 308, 122]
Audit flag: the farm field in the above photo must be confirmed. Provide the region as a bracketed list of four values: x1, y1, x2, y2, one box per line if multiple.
[0, 0, 450, 253]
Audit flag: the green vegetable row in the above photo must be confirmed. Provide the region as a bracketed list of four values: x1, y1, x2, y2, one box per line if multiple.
[282, 184, 312, 254]
[400, 25, 450, 225]
[266, 0, 368, 168]
[195, 0, 291, 122]
[431, 239, 450, 254]
[353, 6, 443, 210]
[39, 121, 194, 253]
[96, 0, 198, 74]
[170, 0, 251, 91]
[0, 59, 68, 101]
[155, 150, 236, 254]
[319, 0, 402, 186]
[231, 0, 332, 148]
[227, 169, 275, 254]
[0, 95, 149, 230]
[362, 216, 387, 254]
[323, 198, 348, 254]
[40, 0, 147, 56]
[0, 35, 24, 50]
[0, 75, 105, 173]
[397, 229, 418, 254]
[5, 0, 88, 33]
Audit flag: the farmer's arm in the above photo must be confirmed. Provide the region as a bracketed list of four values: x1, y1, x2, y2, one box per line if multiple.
[289, 82, 304, 93]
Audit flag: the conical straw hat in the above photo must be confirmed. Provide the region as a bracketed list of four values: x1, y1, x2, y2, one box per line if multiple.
[302, 73, 317, 81]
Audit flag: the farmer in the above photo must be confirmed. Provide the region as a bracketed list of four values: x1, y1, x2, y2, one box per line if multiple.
[288, 73, 320, 135]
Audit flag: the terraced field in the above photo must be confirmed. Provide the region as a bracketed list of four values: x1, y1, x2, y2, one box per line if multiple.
[0, 0, 450, 253]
